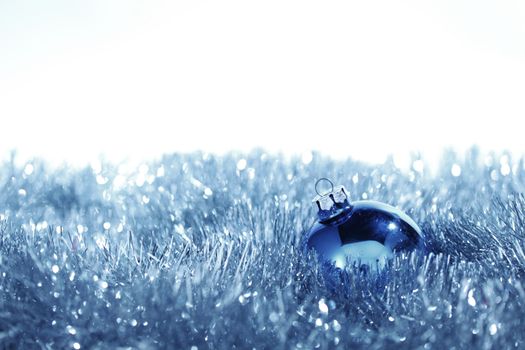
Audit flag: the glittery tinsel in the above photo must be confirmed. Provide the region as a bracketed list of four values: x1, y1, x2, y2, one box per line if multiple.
[1, 148, 525, 349]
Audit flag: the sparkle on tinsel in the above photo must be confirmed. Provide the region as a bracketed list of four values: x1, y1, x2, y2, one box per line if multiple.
[0, 148, 525, 348]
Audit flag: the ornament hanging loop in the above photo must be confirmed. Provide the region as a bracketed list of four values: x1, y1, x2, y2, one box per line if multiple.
[315, 177, 334, 196]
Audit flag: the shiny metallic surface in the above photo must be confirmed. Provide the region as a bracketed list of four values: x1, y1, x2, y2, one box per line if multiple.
[304, 200, 425, 269]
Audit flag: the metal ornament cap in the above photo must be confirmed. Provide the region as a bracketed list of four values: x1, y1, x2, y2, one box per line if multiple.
[313, 178, 353, 223]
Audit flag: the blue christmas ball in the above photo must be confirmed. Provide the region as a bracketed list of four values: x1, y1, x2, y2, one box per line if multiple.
[303, 178, 425, 275]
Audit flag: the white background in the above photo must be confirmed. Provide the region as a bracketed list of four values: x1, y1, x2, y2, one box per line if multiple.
[1, 0, 524, 168]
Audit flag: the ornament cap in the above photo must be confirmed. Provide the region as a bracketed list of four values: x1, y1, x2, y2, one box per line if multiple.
[313, 178, 352, 223]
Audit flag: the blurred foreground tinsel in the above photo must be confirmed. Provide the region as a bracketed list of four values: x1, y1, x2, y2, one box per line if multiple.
[2, 149, 525, 349]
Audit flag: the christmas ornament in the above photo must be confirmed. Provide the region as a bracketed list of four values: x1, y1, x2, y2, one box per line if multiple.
[303, 178, 425, 274]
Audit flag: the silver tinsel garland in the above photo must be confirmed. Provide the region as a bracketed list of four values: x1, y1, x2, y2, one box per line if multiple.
[1, 148, 525, 349]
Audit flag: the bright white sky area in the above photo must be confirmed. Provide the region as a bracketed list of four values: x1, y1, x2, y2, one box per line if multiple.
[1, 0, 525, 168]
